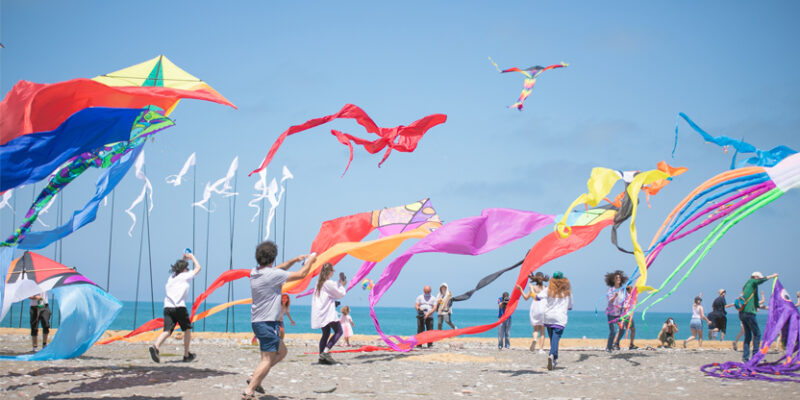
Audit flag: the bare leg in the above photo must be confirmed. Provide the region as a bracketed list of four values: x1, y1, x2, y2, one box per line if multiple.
[183, 329, 192, 357]
[246, 342, 287, 396]
[31, 335, 38, 349]
[42, 332, 48, 346]
[153, 330, 171, 351]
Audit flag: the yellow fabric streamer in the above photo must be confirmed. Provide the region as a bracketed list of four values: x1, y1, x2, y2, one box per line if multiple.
[556, 167, 622, 237]
[626, 170, 670, 293]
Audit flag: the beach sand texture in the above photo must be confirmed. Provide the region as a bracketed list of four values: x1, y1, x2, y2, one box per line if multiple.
[1, 328, 798, 399]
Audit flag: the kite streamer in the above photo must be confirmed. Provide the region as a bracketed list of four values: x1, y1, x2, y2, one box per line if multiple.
[489, 57, 567, 110]
[701, 279, 800, 381]
[249, 104, 446, 177]
[0, 190, 13, 213]
[193, 157, 238, 212]
[124, 151, 153, 236]
[263, 166, 293, 240]
[165, 152, 196, 186]
[2, 109, 174, 248]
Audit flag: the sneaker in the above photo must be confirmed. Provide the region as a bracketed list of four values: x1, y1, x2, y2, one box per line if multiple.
[32, 346, 38, 352]
[538, 349, 546, 355]
[733, 342, 738, 351]
[529, 340, 537, 352]
[613, 345, 621, 351]
[318, 355, 328, 364]
[148, 346, 160, 363]
[605, 348, 613, 353]
[182, 352, 196, 362]
[547, 354, 554, 371]
[629, 345, 639, 350]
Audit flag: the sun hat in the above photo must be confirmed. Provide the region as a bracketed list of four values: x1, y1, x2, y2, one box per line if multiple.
[552, 271, 564, 279]
[751, 271, 764, 279]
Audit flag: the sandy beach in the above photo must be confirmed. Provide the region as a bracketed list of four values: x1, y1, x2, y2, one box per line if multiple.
[1, 328, 798, 399]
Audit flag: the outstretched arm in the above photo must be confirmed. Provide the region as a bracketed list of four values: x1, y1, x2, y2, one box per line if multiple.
[515, 284, 531, 300]
[185, 253, 202, 276]
[286, 253, 315, 281]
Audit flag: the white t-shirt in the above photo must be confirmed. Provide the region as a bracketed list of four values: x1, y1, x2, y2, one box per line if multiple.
[311, 280, 346, 329]
[538, 291, 574, 327]
[416, 293, 436, 313]
[250, 266, 290, 322]
[164, 270, 196, 308]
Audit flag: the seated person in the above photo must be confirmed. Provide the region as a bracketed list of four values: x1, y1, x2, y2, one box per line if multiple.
[658, 317, 679, 348]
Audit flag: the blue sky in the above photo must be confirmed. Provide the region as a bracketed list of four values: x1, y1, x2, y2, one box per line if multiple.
[2, 1, 799, 313]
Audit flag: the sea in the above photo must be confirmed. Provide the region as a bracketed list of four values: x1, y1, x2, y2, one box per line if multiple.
[2, 300, 768, 340]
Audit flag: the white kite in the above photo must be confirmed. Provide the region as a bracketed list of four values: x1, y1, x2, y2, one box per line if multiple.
[192, 157, 239, 212]
[125, 151, 153, 236]
[263, 166, 294, 240]
[165, 152, 197, 186]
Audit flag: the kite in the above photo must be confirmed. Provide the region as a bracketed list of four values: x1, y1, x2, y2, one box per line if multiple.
[0, 190, 13, 212]
[633, 152, 800, 318]
[165, 152, 196, 186]
[263, 166, 293, 240]
[0, 107, 148, 192]
[673, 113, 797, 168]
[0, 250, 123, 361]
[249, 104, 446, 177]
[2, 108, 174, 248]
[361, 278, 374, 291]
[192, 157, 239, 212]
[489, 57, 568, 110]
[701, 279, 800, 381]
[124, 151, 153, 236]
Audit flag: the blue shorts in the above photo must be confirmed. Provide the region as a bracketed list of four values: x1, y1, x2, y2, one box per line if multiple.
[689, 319, 702, 331]
[252, 321, 282, 352]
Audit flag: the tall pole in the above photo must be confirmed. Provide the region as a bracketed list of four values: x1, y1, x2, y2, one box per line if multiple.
[225, 174, 238, 333]
[106, 190, 116, 292]
[203, 208, 210, 332]
[8, 191, 16, 327]
[144, 188, 155, 320]
[133, 205, 146, 329]
[191, 164, 197, 304]
[281, 182, 288, 263]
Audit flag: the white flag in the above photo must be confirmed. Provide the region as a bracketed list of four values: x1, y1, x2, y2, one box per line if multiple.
[263, 166, 294, 240]
[165, 152, 197, 186]
[125, 151, 153, 236]
[192, 157, 239, 212]
[0, 189, 14, 214]
[248, 168, 268, 222]
[36, 194, 58, 227]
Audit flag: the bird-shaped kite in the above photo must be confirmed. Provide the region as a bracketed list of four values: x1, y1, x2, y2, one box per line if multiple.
[489, 57, 568, 110]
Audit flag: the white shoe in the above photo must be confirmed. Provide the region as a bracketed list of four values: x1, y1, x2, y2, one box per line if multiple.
[538, 349, 546, 355]
[547, 354, 554, 371]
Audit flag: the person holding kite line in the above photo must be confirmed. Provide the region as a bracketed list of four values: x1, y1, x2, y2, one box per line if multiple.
[604, 270, 627, 352]
[738, 271, 778, 362]
[516, 272, 549, 353]
[434, 283, 456, 330]
[244, 242, 315, 399]
[29, 292, 50, 352]
[312, 264, 348, 364]
[683, 296, 711, 349]
[497, 291, 512, 349]
[149, 252, 202, 363]
[537, 271, 573, 371]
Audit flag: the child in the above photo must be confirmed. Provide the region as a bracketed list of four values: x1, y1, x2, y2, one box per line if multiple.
[538, 271, 572, 371]
[340, 305, 355, 346]
[149, 252, 202, 363]
[279, 294, 295, 339]
[516, 272, 549, 353]
[658, 318, 679, 348]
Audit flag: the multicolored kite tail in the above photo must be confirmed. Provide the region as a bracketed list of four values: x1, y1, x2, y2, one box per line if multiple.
[489, 57, 568, 110]
[1, 109, 174, 246]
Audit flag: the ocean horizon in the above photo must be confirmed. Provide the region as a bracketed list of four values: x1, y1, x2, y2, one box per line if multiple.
[2, 300, 767, 340]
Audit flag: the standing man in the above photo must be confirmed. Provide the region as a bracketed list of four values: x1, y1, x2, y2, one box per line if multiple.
[498, 292, 511, 349]
[708, 289, 733, 340]
[739, 271, 778, 362]
[244, 241, 315, 399]
[149, 252, 202, 363]
[29, 292, 50, 352]
[415, 285, 436, 348]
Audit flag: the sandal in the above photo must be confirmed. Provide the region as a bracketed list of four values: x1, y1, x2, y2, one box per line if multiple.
[246, 378, 265, 394]
[241, 391, 258, 400]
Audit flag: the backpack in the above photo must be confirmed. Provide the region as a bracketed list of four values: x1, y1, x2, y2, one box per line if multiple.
[734, 293, 754, 312]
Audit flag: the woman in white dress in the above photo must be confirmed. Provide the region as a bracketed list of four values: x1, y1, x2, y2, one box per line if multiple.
[516, 272, 549, 353]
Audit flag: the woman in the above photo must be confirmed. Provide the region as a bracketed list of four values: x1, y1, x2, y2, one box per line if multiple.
[538, 271, 572, 371]
[658, 317, 679, 348]
[604, 270, 627, 352]
[150, 252, 201, 363]
[311, 263, 347, 365]
[516, 272, 549, 353]
[436, 283, 456, 330]
[684, 296, 711, 349]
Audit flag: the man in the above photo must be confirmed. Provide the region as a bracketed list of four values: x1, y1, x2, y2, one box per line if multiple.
[149, 252, 202, 363]
[415, 285, 436, 348]
[739, 271, 778, 362]
[498, 292, 511, 349]
[244, 242, 314, 399]
[708, 289, 733, 340]
[29, 292, 50, 352]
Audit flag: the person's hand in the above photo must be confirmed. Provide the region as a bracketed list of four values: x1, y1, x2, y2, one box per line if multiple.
[291, 321, 296, 326]
[515, 284, 523, 292]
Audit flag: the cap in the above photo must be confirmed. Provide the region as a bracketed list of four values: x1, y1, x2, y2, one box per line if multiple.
[751, 271, 764, 279]
[719, 288, 726, 294]
[552, 271, 564, 279]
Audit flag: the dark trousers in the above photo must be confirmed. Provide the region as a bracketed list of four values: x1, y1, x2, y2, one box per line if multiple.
[547, 326, 564, 361]
[607, 315, 626, 350]
[416, 314, 433, 347]
[740, 312, 760, 362]
[319, 321, 343, 353]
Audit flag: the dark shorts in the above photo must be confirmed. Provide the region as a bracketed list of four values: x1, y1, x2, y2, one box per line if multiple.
[163, 307, 192, 333]
[30, 305, 51, 336]
[252, 321, 282, 352]
[710, 313, 727, 333]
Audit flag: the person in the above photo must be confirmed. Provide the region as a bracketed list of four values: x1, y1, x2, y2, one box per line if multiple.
[312, 265, 348, 364]
[707, 289, 733, 341]
[683, 296, 711, 349]
[618, 286, 638, 350]
[29, 292, 50, 352]
[796, 291, 800, 308]
[278, 294, 295, 339]
[415, 285, 436, 348]
[244, 242, 314, 399]
[435, 283, 456, 330]
[604, 270, 627, 352]
[516, 271, 549, 353]
[149, 252, 202, 363]
[658, 318, 679, 348]
[497, 292, 512, 349]
[340, 305, 355, 347]
[739, 272, 778, 362]
[538, 271, 573, 370]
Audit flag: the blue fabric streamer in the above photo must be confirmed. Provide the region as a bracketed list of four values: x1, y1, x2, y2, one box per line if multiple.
[0, 284, 122, 361]
[673, 112, 796, 168]
[17, 145, 144, 250]
[0, 108, 142, 192]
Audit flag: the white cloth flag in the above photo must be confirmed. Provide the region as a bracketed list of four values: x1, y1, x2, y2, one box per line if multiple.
[36, 194, 58, 227]
[165, 152, 197, 186]
[263, 166, 294, 240]
[248, 168, 269, 222]
[125, 151, 153, 236]
[0, 189, 13, 213]
[192, 157, 239, 212]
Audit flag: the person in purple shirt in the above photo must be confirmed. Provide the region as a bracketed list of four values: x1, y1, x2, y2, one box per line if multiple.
[604, 270, 627, 352]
